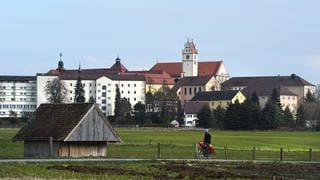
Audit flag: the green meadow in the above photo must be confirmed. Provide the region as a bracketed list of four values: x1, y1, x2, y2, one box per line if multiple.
[0, 128, 320, 160]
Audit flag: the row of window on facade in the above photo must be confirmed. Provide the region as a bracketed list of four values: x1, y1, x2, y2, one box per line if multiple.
[0, 98, 36, 102]
[97, 83, 141, 88]
[0, 92, 36, 96]
[0, 86, 36, 90]
[0, 104, 36, 110]
[259, 96, 296, 101]
[97, 96, 138, 102]
[180, 87, 202, 96]
[68, 83, 92, 87]
[0, 80, 35, 83]
[0, 111, 33, 115]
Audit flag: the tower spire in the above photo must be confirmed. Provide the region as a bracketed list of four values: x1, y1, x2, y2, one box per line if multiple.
[57, 52, 65, 71]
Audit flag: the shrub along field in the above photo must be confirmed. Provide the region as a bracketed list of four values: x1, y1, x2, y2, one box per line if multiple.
[1, 128, 319, 160]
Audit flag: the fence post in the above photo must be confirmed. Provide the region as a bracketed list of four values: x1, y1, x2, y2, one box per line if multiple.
[253, 145, 256, 160]
[309, 148, 312, 161]
[195, 143, 199, 159]
[131, 137, 133, 144]
[149, 139, 151, 145]
[280, 147, 283, 161]
[224, 146, 228, 160]
[157, 143, 161, 159]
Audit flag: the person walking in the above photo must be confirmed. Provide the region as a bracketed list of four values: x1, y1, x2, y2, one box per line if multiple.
[203, 129, 211, 157]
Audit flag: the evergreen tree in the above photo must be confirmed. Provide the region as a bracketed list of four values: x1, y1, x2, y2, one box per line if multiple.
[212, 105, 225, 129]
[133, 101, 146, 124]
[261, 99, 282, 129]
[114, 84, 121, 118]
[74, 66, 85, 103]
[271, 88, 281, 108]
[239, 98, 262, 130]
[251, 91, 260, 104]
[297, 104, 306, 128]
[224, 100, 242, 130]
[282, 106, 295, 127]
[197, 105, 213, 128]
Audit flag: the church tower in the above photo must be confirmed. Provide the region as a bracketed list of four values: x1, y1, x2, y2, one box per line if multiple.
[182, 40, 198, 77]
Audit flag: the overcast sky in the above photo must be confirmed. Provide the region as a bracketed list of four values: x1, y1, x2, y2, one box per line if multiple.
[0, 0, 319, 85]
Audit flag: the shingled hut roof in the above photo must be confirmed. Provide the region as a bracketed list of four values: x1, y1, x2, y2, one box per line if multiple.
[12, 103, 121, 142]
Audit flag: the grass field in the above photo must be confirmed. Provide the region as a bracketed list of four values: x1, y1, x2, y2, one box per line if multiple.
[1, 128, 320, 160]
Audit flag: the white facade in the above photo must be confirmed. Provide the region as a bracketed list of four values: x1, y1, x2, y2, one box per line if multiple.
[96, 77, 145, 116]
[182, 41, 198, 77]
[215, 62, 229, 83]
[0, 77, 37, 117]
[36, 74, 146, 116]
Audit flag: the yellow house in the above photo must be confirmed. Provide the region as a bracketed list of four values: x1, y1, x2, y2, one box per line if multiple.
[191, 90, 246, 109]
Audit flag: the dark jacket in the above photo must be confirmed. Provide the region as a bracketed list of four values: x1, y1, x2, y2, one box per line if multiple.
[203, 132, 211, 144]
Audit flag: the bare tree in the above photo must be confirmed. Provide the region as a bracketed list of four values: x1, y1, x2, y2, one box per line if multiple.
[45, 78, 68, 103]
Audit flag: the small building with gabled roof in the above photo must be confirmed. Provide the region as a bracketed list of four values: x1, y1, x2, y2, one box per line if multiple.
[12, 103, 121, 158]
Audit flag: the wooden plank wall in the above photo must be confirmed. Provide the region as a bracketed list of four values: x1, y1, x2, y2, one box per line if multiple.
[24, 141, 59, 158]
[58, 142, 107, 157]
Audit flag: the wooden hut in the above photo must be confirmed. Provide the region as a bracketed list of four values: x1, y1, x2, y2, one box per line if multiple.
[12, 103, 121, 158]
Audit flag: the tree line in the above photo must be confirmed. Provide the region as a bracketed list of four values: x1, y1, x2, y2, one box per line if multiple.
[198, 88, 320, 130]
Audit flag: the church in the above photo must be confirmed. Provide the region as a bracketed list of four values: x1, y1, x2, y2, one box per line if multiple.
[150, 40, 230, 105]
[150, 40, 229, 83]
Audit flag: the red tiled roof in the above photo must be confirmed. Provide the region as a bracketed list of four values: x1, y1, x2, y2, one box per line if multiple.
[198, 61, 222, 76]
[121, 70, 175, 85]
[150, 61, 222, 78]
[150, 62, 182, 77]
